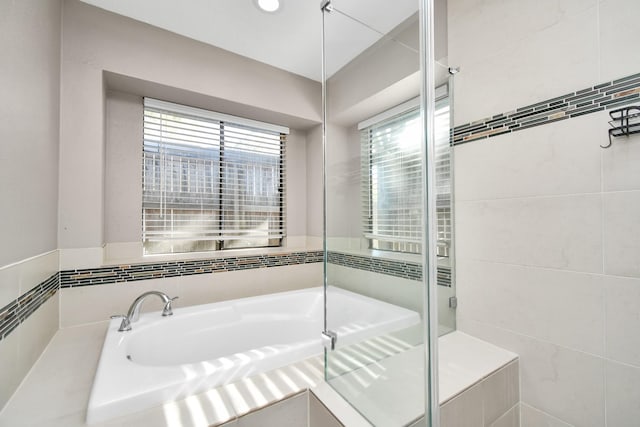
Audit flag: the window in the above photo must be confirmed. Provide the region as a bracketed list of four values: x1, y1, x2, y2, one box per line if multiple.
[361, 94, 451, 254]
[142, 98, 287, 255]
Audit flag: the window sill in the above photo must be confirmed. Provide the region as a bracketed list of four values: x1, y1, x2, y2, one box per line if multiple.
[327, 238, 451, 268]
[102, 236, 322, 267]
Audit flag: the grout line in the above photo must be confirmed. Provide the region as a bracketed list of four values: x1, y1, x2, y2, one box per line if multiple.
[520, 402, 575, 427]
[455, 188, 640, 205]
[457, 257, 640, 282]
[489, 401, 519, 427]
[462, 317, 640, 370]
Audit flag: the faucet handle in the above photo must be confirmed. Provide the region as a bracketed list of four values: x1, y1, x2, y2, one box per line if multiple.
[162, 296, 179, 317]
[111, 314, 132, 332]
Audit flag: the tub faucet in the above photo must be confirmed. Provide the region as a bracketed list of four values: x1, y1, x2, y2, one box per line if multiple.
[113, 291, 178, 332]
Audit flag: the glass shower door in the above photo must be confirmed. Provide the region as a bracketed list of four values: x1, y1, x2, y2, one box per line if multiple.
[320, 1, 446, 425]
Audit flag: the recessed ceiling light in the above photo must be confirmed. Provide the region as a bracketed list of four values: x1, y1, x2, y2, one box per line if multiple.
[256, 0, 280, 13]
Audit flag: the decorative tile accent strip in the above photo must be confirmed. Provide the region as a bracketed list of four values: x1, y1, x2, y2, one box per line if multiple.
[327, 251, 452, 287]
[453, 72, 640, 145]
[0, 273, 58, 342]
[60, 251, 324, 288]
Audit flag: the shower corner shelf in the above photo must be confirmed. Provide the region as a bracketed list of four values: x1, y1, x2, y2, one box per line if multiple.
[603, 105, 640, 148]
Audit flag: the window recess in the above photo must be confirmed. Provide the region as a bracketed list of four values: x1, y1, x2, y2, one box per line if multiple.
[360, 94, 451, 255]
[142, 98, 288, 255]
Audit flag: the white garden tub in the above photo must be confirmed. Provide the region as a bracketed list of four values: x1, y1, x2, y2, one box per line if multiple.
[87, 286, 420, 424]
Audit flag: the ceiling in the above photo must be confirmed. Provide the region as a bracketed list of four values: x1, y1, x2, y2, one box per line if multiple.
[78, 0, 418, 81]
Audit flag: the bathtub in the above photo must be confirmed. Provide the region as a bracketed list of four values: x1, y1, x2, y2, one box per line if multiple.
[86, 286, 420, 424]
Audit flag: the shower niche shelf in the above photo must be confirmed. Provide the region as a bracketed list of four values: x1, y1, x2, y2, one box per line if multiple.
[603, 105, 640, 148]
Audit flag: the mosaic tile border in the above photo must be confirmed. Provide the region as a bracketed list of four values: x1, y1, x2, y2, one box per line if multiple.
[453, 72, 640, 145]
[0, 273, 58, 342]
[327, 251, 452, 287]
[59, 251, 324, 288]
[1, 249, 451, 342]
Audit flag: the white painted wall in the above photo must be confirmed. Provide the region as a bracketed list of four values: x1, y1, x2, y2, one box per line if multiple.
[59, 0, 322, 252]
[451, 0, 640, 425]
[0, 0, 61, 267]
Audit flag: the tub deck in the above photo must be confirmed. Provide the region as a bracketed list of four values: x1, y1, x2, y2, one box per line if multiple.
[0, 319, 516, 427]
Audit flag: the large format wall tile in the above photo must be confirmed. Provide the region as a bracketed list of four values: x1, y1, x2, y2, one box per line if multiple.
[0, 264, 19, 312]
[440, 382, 483, 427]
[603, 191, 640, 278]
[17, 293, 58, 379]
[60, 277, 180, 328]
[0, 332, 20, 410]
[602, 132, 640, 192]
[459, 318, 605, 427]
[482, 361, 519, 426]
[520, 403, 572, 427]
[599, 0, 640, 82]
[605, 360, 640, 427]
[457, 259, 604, 355]
[455, 113, 602, 201]
[177, 263, 321, 308]
[489, 404, 519, 427]
[448, 0, 596, 69]
[456, 194, 602, 273]
[450, 1, 598, 125]
[604, 275, 640, 367]
[235, 392, 307, 427]
[60, 264, 321, 328]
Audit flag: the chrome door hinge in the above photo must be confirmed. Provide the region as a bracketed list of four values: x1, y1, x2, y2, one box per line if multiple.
[449, 296, 458, 309]
[322, 330, 337, 351]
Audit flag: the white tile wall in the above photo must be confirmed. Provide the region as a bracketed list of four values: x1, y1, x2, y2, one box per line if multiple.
[0, 263, 20, 310]
[60, 263, 322, 328]
[520, 403, 573, 427]
[489, 405, 519, 427]
[0, 250, 60, 411]
[449, 0, 598, 125]
[604, 275, 640, 367]
[18, 294, 59, 377]
[602, 130, 640, 192]
[327, 264, 423, 314]
[0, 331, 21, 409]
[598, 0, 640, 82]
[0, 251, 58, 309]
[459, 318, 605, 427]
[451, 0, 640, 423]
[456, 194, 603, 273]
[60, 277, 180, 328]
[604, 360, 640, 427]
[457, 259, 604, 355]
[455, 114, 602, 202]
[603, 191, 640, 277]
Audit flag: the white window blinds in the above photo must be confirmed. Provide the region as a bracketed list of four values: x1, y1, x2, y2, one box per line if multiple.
[361, 96, 451, 254]
[142, 98, 287, 254]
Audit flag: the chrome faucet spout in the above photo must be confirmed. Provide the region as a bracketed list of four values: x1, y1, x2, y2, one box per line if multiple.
[116, 291, 177, 332]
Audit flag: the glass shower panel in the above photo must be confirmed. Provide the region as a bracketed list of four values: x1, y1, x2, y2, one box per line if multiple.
[321, 1, 448, 425]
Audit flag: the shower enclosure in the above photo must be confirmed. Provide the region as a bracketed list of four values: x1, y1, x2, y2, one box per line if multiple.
[320, 0, 454, 425]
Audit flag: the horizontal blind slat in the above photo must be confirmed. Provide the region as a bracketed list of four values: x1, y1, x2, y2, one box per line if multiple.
[142, 98, 286, 254]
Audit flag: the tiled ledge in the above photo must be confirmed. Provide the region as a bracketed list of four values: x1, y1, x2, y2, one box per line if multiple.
[0, 325, 517, 427]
